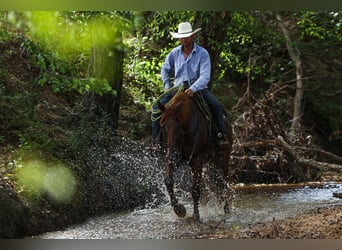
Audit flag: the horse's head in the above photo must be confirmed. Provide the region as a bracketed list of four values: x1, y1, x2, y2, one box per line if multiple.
[158, 99, 182, 159]
[158, 92, 192, 163]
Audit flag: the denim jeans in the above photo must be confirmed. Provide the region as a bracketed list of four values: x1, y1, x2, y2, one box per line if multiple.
[201, 88, 227, 136]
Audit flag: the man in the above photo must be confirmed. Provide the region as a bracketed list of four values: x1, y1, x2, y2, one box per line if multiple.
[151, 21, 228, 146]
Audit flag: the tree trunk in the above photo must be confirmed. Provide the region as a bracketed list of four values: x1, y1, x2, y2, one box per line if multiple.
[82, 29, 124, 129]
[276, 13, 303, 141]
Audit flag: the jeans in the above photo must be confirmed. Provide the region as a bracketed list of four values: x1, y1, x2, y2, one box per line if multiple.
[151, 88, 227, 141]
[201, 88, 227, 136]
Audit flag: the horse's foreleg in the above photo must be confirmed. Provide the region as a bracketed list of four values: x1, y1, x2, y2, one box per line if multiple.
[216, 148, 231, 215]
[191, 163, 202, 222]
[164, 163, 186, 218]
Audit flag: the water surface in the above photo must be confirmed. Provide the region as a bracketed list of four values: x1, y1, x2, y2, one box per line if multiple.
[36, 182, 342, 239]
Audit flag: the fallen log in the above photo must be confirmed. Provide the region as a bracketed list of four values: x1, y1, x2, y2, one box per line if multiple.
[293, 146, 342, 164]
[298, 158, 342, 172]
[275, 136, 342, 172]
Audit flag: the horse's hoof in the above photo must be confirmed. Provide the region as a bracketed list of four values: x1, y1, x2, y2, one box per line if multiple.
[192, 214, 201, 224]
[174, 204, 186, 217]
[224, 203, 230, 214]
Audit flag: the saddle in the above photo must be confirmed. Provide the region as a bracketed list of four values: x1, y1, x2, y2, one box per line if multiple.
[192, 92, 217, 144]
[151, 84, 228, 148]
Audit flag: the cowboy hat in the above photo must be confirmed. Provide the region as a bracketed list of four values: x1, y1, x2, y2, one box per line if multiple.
[170, 22, 202, 39]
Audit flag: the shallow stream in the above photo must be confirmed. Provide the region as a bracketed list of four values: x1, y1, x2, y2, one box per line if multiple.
[36, 181, 342, 239]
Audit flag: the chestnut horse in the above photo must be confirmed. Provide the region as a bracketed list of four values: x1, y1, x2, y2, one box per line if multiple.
[158, 91, 232, 222]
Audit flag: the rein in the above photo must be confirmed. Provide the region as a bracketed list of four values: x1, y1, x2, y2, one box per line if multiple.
[151, 85, 186, 122]
[157, 88, 212, 164]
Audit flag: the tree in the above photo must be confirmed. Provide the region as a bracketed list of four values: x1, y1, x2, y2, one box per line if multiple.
[81, 17, 125, 129]
[276, 12, 303, 141]
[20, 11, 132, 129]
[192, 11, 232, 87]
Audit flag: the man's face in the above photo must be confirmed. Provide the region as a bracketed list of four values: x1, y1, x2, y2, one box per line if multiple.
[179, 35, 194, 47]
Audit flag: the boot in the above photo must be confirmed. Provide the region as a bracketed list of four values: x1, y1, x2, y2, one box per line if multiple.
[217, 133, 230, 148]
[145, 132, 163, 153]
[145, 138, 162, 151]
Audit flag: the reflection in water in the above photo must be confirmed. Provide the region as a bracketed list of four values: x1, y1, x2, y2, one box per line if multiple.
[226, 182, 342, 226]
[37, 182, 342, 239]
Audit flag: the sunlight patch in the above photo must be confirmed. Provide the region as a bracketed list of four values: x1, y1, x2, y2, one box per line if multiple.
[43, 164, 77, 203]
[26, 11, 126, 56]
[16, 160, 77, 204]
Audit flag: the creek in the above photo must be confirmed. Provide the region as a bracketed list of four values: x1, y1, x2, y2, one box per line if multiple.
[36, 181, 342, 239]
[29, 138, 342, 239]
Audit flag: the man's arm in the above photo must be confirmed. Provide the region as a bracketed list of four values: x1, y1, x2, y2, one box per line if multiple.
[188, 49, 211, 93]
[161, 53, 174, 90]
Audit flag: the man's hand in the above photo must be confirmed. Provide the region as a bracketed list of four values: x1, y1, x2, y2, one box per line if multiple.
[185, 88, 193, 97]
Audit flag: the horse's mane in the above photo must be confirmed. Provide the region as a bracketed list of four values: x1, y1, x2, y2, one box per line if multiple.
[161, 92, 193, 125]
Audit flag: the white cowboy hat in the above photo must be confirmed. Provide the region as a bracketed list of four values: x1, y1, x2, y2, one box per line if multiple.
[170, 22, 202, 39]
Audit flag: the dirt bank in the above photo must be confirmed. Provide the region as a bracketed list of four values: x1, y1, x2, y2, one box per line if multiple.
[237, 205, 342, 239]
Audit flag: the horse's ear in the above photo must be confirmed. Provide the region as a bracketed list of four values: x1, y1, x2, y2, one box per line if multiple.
[174, 101, 182, 112]
[158, 100, 166, 113]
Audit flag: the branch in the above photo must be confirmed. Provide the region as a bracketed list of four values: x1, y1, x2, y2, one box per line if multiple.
[293, 146, 342, 164]
[276, 136, 342, 172]
[276, 135, 299, 161]
[282, 75, 323, 84]
[298, 158, 342, 172]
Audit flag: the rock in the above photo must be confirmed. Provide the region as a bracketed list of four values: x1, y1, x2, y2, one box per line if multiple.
[332, 192, 342, 199]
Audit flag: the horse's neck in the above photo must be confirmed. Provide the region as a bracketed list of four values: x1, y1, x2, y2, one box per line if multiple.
[178, 94, 196, 128]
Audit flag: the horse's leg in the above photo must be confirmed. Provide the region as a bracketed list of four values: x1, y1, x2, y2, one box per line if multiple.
[164, 162, 186, 218]
[216, 146, 231, 214]
[221, 121, 233, 213]
[191, 159, 203, 222]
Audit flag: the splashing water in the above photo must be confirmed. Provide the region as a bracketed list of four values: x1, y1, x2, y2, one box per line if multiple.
[35, 181, 342, 239]
[30, 136, 342, 239]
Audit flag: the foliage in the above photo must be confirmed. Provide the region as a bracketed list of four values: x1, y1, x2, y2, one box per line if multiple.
[5, 11, 134, 96]
[296, 11, 342, 42]
[293, 11, 342, 149]
[18, 34, 80, 93]
[123, 11, 290, 109]
[67, 102, 115, 159]
[1, 10, 341, 156]
[219, 13, 282, 84]
[123, 35, 164, 109]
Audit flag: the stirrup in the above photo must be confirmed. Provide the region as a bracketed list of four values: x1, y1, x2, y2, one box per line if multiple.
[217, 132, 226, 140]
[217, 133, 230, 147]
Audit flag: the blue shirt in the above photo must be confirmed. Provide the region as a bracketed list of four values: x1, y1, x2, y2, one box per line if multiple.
[161, 42, 211, 93]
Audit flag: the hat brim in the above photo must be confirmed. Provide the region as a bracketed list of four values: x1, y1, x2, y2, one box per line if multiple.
[170, 28, 202, 39]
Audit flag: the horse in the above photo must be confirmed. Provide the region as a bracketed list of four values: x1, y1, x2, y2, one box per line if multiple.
[157, 90, 233, 222]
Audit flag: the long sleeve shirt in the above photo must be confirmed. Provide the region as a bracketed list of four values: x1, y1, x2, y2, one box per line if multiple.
[161, 42, 211, 93]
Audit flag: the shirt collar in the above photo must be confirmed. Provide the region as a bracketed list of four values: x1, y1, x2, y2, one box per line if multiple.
[193, 42, 198, 52]
[179, 42, 198, 54]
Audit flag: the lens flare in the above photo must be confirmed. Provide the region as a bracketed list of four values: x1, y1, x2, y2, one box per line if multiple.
[44, 164, 77, 203]
[16, 160, 77, 204]
[16, 160, 47, 198]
